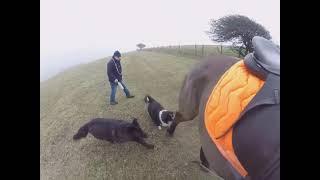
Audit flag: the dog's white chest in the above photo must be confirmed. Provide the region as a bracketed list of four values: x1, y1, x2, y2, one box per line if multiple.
[158, 110, 172, 129]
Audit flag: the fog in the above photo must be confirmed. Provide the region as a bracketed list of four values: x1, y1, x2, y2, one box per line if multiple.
[40, 49, 113, 81]
[40, 0, 279, 82]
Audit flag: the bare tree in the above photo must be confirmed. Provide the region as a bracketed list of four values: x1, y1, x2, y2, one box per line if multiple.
[136, 43, 146, 51]
[207, 15, 271, 57]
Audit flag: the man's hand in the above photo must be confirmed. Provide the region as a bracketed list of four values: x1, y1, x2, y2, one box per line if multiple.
[114, 79, 118, 83]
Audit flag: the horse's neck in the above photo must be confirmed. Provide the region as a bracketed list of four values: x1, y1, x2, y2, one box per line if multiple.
[178, 75, 209, 121]
[178, 57, 239, 121]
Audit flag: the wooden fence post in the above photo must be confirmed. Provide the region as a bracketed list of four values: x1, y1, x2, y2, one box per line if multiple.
[202, 45, 204, 56]
[195, 44, 197, 56]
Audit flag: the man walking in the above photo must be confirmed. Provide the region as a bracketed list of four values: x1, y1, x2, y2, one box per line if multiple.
[107, 50, 134, 105]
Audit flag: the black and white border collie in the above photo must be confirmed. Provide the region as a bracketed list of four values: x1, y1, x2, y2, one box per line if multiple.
[144, 95, 175, 130]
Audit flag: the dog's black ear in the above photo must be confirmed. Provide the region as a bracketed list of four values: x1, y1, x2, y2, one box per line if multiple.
[132, 118, 139, 126]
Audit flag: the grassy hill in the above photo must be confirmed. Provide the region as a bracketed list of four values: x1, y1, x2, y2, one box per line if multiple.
[40, 51, 224, 179]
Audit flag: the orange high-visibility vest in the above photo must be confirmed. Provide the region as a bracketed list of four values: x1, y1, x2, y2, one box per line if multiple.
[204, 60, 265, 177]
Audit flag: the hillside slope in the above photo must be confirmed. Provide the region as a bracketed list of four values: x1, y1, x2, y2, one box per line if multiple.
[40, 51, 222, 179]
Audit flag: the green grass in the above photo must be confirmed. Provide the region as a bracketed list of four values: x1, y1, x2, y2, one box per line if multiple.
[40, 51, 223, 180]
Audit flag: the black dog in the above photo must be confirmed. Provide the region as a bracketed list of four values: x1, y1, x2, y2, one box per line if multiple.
[73, 118, 154, 149]
[144, 95, 175, 130]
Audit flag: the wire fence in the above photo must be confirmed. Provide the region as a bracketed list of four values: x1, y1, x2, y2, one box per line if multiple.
[142, 44, 238, 58]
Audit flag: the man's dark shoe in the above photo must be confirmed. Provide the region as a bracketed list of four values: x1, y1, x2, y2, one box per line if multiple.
[126, 95, 135, 98]
[110, 101, 118, 105]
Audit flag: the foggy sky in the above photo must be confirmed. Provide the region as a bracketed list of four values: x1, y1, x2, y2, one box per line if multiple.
[40, 0, 280, 81]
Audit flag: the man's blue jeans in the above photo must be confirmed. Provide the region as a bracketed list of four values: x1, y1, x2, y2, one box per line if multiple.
[110, 81, 130, 102]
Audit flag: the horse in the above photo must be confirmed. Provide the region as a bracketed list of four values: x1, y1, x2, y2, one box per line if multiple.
[167, 36, 280, 180]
